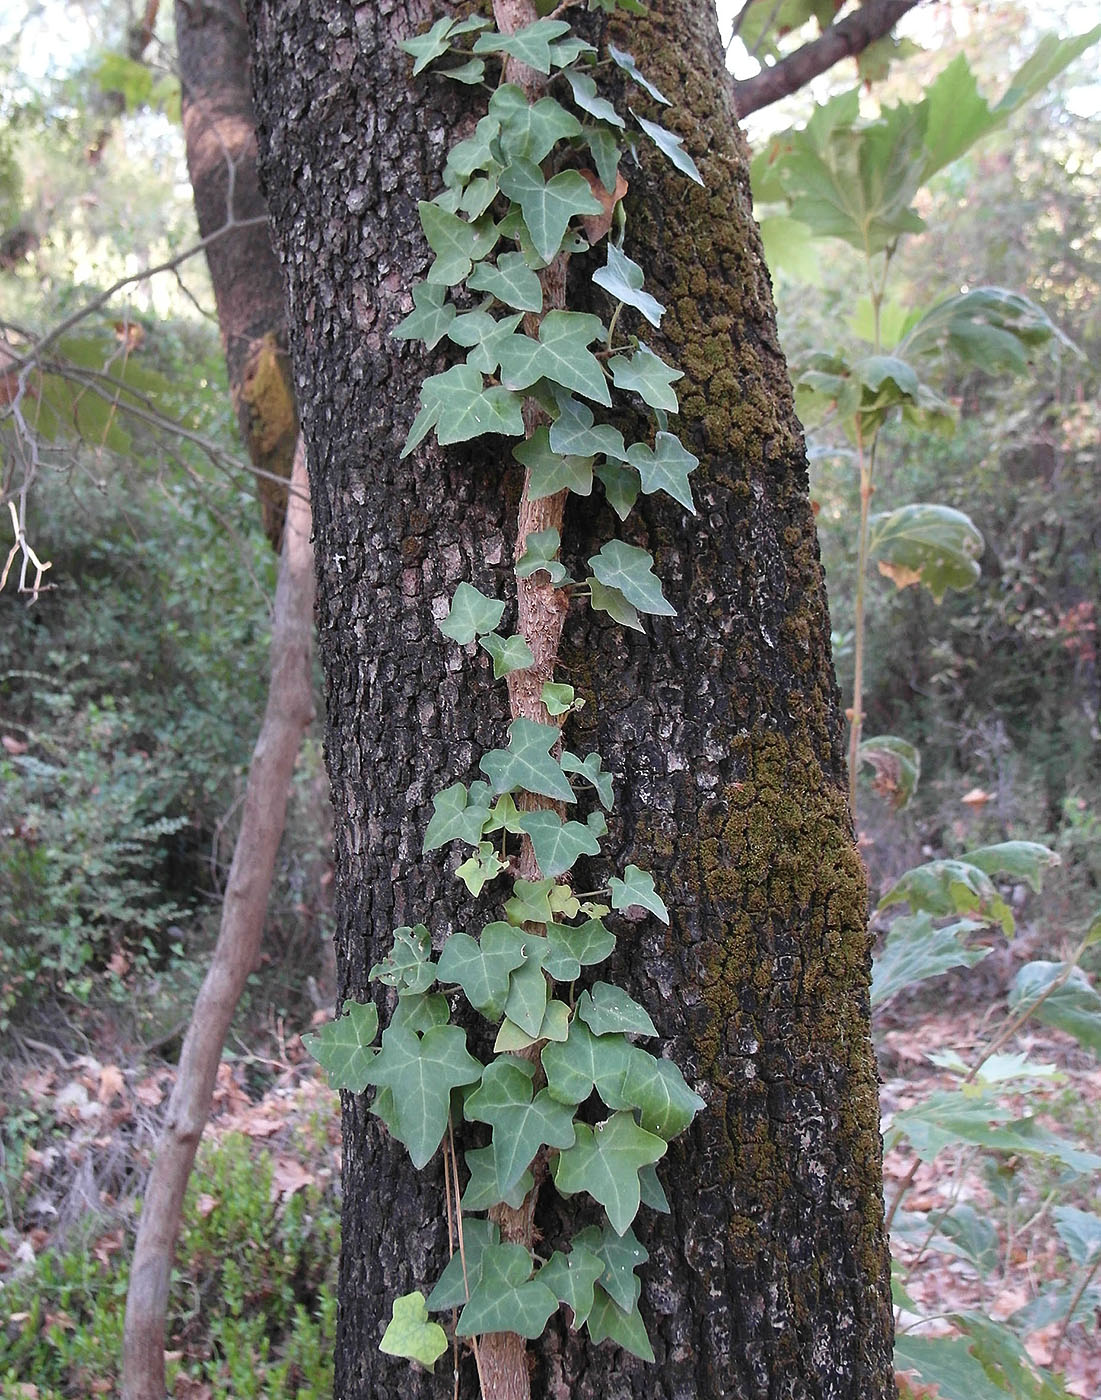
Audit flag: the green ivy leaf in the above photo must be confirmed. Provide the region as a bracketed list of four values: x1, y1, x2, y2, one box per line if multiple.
[494, 1017, 538, 1052]
[379, 1291, 448, 1368]
[593, 243, 664, 326]
[455, 842, 507, 895]
[391, 281, 456, 349]
[608, 344, 683, 413]
[589, 541, 675, 617]
[424, 363, 526, 447]
[578, 1223, 648, 1312]
[485, 793, 527, 834]
[419, 202, 497, 285]
[514, 427, 595, 501]
[480, 632, 535, 678]
[464, 1055, 577, 1193]
[480, 717, 574, 802]
[541, 681, 583, 716]
[473, 18, 572, 75]
[542, 1017, 634, 1109]
[607, 43, 671, 104]
[441, 57, 487, 84]
[438, 583, 505, 646]
[519, 809, 605, 879]
[548, 35, 597, 66]
[370, 924, 436, 993]
[555, 1112, 667, 1234]
[499, 310, 611, 406]
[550, 884, 582, 919]
[505, 877, 556, 927]
[622, 1049, 705, 1138]
[400, 16, 465, 76]
[447, 308, 521, 350]
[504, 937, 551, 1035]
[427, 1218, 499, 1310]
[539, 999, 571, 1041]
[515, 527, 570, 586]
[626, 432, 698, 512]
[437, 924, 528, 1020]
[609, 864, 669, 922]
[586, 577, 644, 632]
[467, 251, 544, 311]
[559, 750, 615, 809]
[456, 1242, 559, 1338]
[303, 1001, 379, 1092]
[587, 1285, 655, 1361]
[583, 124, 621, 193]
[498, 159, 604, 263]
[423, 780, 494, 851]
[577, 982, 657, 1038]
[538, 1243, 605, 1329]
[490, 85, 582, 163]
[639, 1161, 670, 1213]
[549, 392, 629, 460]
[461, 1144, 534, 1210]
[563, 69, 625, 128]
[631, 110, 704, 185]
[362, 1024, 483, 1168]
[544, 918, 616, 981]
[391, 992, 451, 1034]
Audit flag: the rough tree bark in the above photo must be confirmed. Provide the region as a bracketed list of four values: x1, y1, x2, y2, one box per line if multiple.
[247, 1, 894, 1396]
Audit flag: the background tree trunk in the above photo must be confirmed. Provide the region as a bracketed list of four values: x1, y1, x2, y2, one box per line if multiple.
[247, 1, 894, 1395]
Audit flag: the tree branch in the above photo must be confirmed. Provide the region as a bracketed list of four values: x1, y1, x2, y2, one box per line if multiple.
[730, 0, 924, 119]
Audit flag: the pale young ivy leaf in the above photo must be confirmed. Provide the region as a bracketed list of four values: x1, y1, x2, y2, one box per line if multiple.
[589, 540, 675, 617]
[609, 863, 670, 923]
[577, 982, 657, 1038]
[608, 344, 684, 413]
[423, 779, 493, 851]
[594, 463, 641, 521]
[473, 17, 572, 75]
[549, 392, 629, 461]
[505, 877, 556, 927]
[419, 202, 497, 285]
[587, 1284, 655, 1361]
[515, 527, 570, 586]
[544, 917, 616, 982]
[608, 43, 672, 104]
[538, 1244, 605, 1329]
[485, 793, 526, 834]
[455, 1242, 559, 1338]
[379, 1291, 448, 1368]
[455, 841, 507, 895]
[464, 1055, 576, 1193]
[539, 999, 571, 1041]
[586, 576, 644, 631]
[391, 281, 456, 349]
[490, 85, 582, 164]
[480, 717, 574, 802]
[627, 432, 699, 512]
[479, 632, 535, 678]
[593, 243, 664, 326]
[631, 109, 704, 185]
[427, 1218, 500, 1310]
[622, 1048, 706, 1138]
[369, 924, 436, 993]
[560, 750, 615, 809]
[549, 883, 582, 919]
[519, 808, 604, 879]
[542, 1018, 634, 1109]
[495, 1017, 538, 1052]
[427, 363, 525, 446]
[361, 1023, 483, 1169]
[438, 582, 505, 646]
[467, 251, 543, 312]
[498, 160, 604, 263]
[583, 124, 621, 194]
[436, 924, 528, 1019]
[541, 681, 583, 716]
[303, 1001, 379, 1093]
[564, 69, 625, 128]
[461, 1144, 534, 1211]
[554, 1111, 667, 1235]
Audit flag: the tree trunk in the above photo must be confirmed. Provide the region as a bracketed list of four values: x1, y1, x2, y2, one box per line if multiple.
[178, 0, 297, 547]
[246, 1, 894, 1396]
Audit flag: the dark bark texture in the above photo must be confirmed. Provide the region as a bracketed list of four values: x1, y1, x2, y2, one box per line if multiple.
[178, 0, 297, 546]
[247, 0, 894, 1396]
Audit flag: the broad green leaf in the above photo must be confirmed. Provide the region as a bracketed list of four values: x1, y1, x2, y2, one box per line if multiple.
[455, 842, 506, 895]
[559, 750, 615, 809]
[542, 1018, 634, 1109]
[587, 577, 644, 631]
[370, 924, 436, 993]
[894, 1335, 1020, 1400]
[456, 1242, 559, 1338]
[593, 243, 664, 326]
[498, 310, 610, 406]
[548, 35, 597, 66]
[303, 1001, 379, 1092]
[869, 504, 984, 602]
[554, 1111, 666, 1234]
[608, 344, 683, 413]
[577, 982, 657, 1038]
[479, 632, 535, 678]
[490, 85, 581, 163]
[424, 363, 525, 447]
[609, 864, 670, 922]
[427, 1218, 499, 1310]
[544, 917, 616, 981]
[756, 215, 820, 284]
[1009, 962, 1101, 1057]
[504, 937, 551, 1035]
[899, 286, 1074, 373]
[464, 1055, 576, 1192]
[587, 1286, 655, 1361]
[878, 857, 1013, 934]
[494, 1017, 538, 1052]
[423, 780, 493, 851]
[505, 877, 556, 927]
[498, 160, 604, 263]
[1053, 1205, 1101, 1266]
[538, 1243, 604, 1329]
[438, 582, 505, 645]
[607, 44, 671, 104]
[461, 1144, 533, 1210]
[631, 110, 704, 185]
[515, 427, 595, 501]
[870, 913, 988, 1009]
[858, 734, 920, 809]
[419, 202, 497, 285]
[626, 432, 698, 511]
[539, 999, 571, 1042]
[593, 460, 640, 519]
[621, 1048, 705, 1138]
[515, 526, 570, 586]
[951, 1311, 1076, 1400]
[519, 809, 605, 878]
[589, 541, 674, 617]
[549, 392, 628, 460]
[362, 1023, 483, 1168]
[480, 716, 574, 802]
[437, 924, 528, 1019]
[379, 1291, 447, 1368]
[541, 681, 582, 716]
[467, 251, 543, 312]
[564, 69, 624, 128]
[473, 18, 572, 75]
[889, 1089, 1101, 1173]
[963, 842, 1059, 892]
[391, 281, 455, 349]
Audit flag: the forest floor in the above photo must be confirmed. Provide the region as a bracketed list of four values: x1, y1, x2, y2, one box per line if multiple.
[1, 969, 1099, 1397]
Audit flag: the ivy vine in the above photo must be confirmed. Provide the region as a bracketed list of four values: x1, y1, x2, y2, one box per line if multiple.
[307, 0, 705, 1385]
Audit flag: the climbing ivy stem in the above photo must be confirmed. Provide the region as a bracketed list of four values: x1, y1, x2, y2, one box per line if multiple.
[448, 1117, 487, 1394]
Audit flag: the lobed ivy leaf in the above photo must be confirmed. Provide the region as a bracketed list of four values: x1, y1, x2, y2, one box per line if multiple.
[626, 432, 698, 512]
[455, 842, 507, 895]
[538, 1243, 605, 1329]
[473, 18, 572, 75]
[448, 308, 521, 350]
[560, 749, 615, 809]
[391, 991, 450, 1034]
[485, 792, 526, 834]
[630, 110, 704, 185]
[423, 779, 493, 851]
[554, 1111, 667, 1234]
[548, 35, 597, 66]
[481, 717, 574, 802]
[464, 1055, 577, 1193]
[391, 281, 456, 349]
[425, 363, 526, 447]
[563, 68, 624, 130]
[587, 1285, 655, 1361]
[426, 1218, 499, 1310]
[593, 243, 664, 326]
[608, 344, 683, 413]
[577, 982, 657, 1038]
[379, 1291, 448, 1369]
[361, 1023, 483, 1168]
[542, 1017, 634, 1109]
[456, 1242, 560, 1338]
[467, 250, 543, 312]
[589, 541, 675, 617]
[437, 923, 528, 1020]
[622, 1049, 706, 1138]
[515, 527, 570, 586]
[544, 917, 616, 981]
[541, 681, 583, 716]
[515, 427, 595, 501]
[480, 632, 535, 678]
[497, 311, 610, 406]
[587, 576, 643, 630]
[498, 159, 604, 263]
[504, 937, 551, 1036]
[609, 863, 670, 922]
[303, 1001, 379, 1093]
[519, 808, 605, 879]
[549, 392, 629, 461]
[608, 44, 671, 104]
[461, 1144, 534, 1211]
[441, 57, 486, 84]
[400, 16, 467, 76]
[583, 123, 621, 193]
[505, 876, 556, 927]
[438, 582, 505, 645]
[369, 924, 436, 993]
[490, 85, 582, 163]
[419, 202, 497, 285]
[595, 462, 642, 521]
